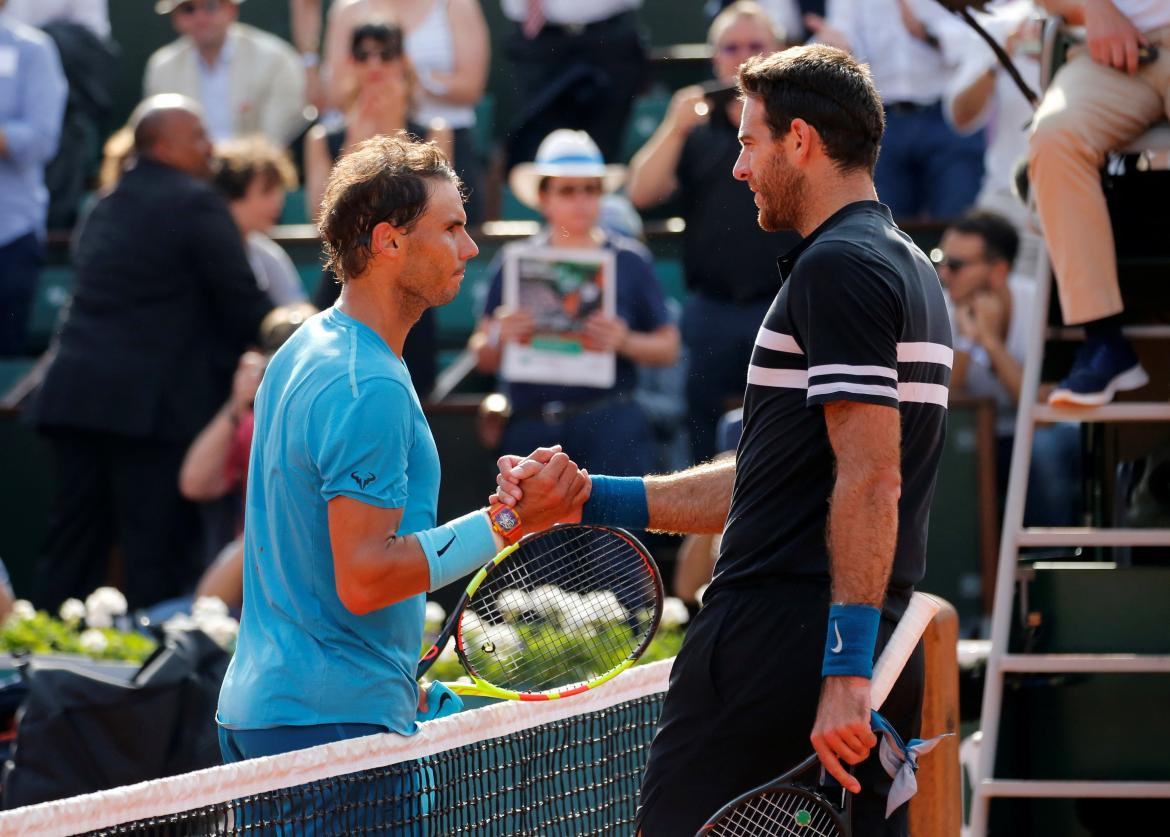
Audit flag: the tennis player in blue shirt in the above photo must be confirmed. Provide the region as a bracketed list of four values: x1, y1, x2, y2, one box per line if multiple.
[217, 135, 590, 763]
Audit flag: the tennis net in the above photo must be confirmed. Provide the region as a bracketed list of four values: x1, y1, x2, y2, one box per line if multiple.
[0, 659, 673, 837]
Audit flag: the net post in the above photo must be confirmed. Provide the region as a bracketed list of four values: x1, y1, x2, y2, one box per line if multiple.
[908, 594, 961, 837]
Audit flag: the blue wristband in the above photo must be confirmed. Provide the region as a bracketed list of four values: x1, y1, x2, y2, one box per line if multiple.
[416, 510, 498, 592]
[822, 603, 881, 679]
[580, 475, 649, 530]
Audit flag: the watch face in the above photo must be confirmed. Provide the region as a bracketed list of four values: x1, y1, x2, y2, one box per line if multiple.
[494, 507, 519, 532]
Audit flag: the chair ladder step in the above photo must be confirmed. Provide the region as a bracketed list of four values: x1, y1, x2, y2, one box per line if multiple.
[999, 653, 1170, 673]
[1015, 527, 1170, 547]
[1048, 324, 1170, 340]
[977, 779, 1170, 799]
[1032, 403, 1170, 423]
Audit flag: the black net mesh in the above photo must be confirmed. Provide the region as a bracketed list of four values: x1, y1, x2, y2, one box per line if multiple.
[77, 691, 664, 836]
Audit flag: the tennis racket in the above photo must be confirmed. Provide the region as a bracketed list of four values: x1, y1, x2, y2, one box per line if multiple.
[696, 592, 941, 837]
[416, 524, 664, 701]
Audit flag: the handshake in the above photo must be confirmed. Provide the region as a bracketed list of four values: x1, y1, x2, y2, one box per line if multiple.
[487, 445, 592, 537]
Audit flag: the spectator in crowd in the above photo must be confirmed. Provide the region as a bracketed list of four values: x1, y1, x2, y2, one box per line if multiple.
[945, 0, 1043, 276]
[31, 95, 273, 611]
[938, 208, 1080, 523]
[470, 129, 679, 477]
[289, 0, 326, 112]
[2, 0, 108, 38]
[180, 302, 317, 613]
[707, 0, 818, 43]
[320, 0, 489, 221]
[146, 0, 306, 147]
[305, 20, 448, 223]
[1030, 0, 1169, 406]
[501, 0, 647, 170]
[627, 1, 794, 462]
[808, 0, 985, 220]
[306, 20, 444, 397]
[213, 137, 307, 306]
[0, 1, 67, 356]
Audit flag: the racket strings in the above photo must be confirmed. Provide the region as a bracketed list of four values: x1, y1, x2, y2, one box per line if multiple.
[707, 790, 842, 837]
[460, 528, 660, 692]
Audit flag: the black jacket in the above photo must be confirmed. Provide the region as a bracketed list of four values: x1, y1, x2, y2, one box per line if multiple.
[33, 159, 273, 442]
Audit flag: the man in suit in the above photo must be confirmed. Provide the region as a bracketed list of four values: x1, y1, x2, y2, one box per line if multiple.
[32, 95, 274, 611]
[146, 0, 305, 147]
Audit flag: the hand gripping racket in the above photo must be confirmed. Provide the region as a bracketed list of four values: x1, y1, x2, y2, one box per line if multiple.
[696, 592, 941, 836]
[416, 524, 664, 701]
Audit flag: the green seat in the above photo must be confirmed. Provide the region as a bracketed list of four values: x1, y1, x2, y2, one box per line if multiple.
[0, 357, 35, 396]
[27, 265, 73, 353]
[280, 187, 310, 226]
[619, 88, 672, 163]
[652, 257, 686, 305]
[472, 93, 495, 163]
[499, 185, 543, 222]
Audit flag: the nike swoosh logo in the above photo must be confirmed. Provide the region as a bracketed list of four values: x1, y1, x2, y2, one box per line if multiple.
[436, 535, 456, 557]
[436, 692, 452, 713]
[831, 621, 843, 654]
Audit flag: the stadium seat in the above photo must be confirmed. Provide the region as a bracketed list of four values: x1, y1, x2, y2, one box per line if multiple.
[619, 88, 672, 164]
[26, 264, 73, 354]
[280, 187, 309, 226]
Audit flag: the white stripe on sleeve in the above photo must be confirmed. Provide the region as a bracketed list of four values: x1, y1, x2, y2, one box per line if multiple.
[755, 327, 803, 354]
[807, 363, 897, 381]
[806, 382, 899, 401]
[897, 382, 950, 407]
[897, 341, 954, 368]
[746, 365, 808, 389]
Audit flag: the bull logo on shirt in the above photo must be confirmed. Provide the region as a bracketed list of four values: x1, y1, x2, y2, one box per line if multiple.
[351, 471, 376, 489]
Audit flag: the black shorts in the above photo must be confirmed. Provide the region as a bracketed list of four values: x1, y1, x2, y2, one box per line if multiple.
[636, 581, 924, 837]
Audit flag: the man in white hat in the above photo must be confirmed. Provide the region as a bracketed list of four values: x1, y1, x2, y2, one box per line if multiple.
[470, 129, 679, 480]
[146, 0, 306, 147]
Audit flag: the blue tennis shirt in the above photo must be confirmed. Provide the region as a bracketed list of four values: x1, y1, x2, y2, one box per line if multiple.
[218, 306, 440, 734]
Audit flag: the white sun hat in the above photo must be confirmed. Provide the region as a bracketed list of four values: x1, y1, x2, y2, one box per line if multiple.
[508, 129, 627, 210]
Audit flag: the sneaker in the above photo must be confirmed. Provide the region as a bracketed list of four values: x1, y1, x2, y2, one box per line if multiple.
[1048, 338, 1149, 406]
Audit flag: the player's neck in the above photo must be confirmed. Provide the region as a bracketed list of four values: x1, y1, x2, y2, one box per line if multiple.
[336, 281, 418, 358]
[794, 171, 878, 238]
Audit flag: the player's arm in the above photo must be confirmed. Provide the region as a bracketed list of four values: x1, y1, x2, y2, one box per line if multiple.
[809, 400, 901, 793]
[494, 454, 735, 535]
[329, 452, 590, 615]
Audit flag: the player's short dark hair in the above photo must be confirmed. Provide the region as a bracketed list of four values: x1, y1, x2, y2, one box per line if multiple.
[737, 44, 884, 175]
[318, 134, 462, 282]
[951, 209, 1020, 267]
[213, 136, 298, 202]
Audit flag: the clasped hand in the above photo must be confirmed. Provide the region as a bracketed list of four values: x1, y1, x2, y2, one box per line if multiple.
[490, 445, 591, 533]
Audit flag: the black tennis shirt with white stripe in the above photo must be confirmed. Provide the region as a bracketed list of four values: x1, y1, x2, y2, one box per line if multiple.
[709, 200, 952, 599]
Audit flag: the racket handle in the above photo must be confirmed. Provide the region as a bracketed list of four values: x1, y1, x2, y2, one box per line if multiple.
[868, 592, 940, 711]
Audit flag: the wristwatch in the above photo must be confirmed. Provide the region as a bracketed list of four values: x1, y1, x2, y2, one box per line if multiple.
[488, 504, 523, 543]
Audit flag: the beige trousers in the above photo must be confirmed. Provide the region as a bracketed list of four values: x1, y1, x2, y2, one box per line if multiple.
[1028, 25, 1170, 325]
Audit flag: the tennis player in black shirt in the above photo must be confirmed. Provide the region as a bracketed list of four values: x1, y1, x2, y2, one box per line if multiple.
[494, 44, 952, 836]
